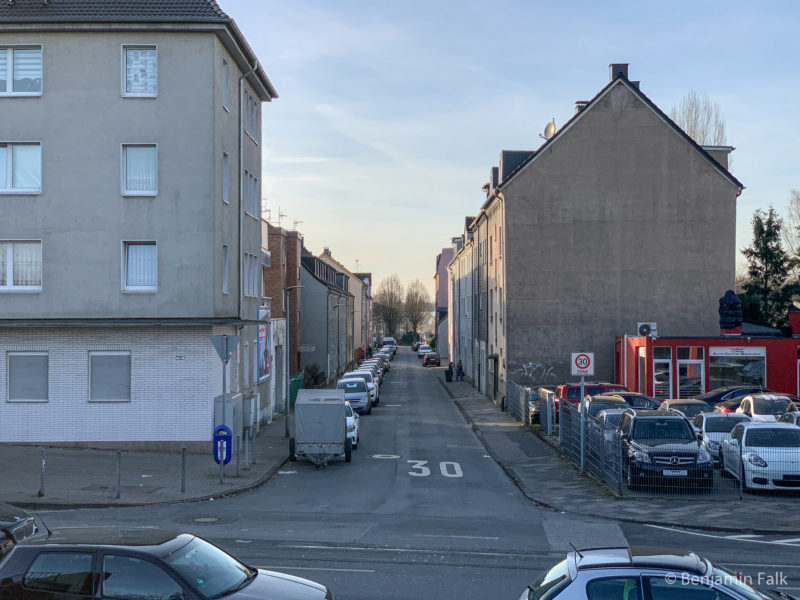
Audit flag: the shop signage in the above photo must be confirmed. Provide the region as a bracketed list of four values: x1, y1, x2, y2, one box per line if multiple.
[710, 346, 766, 358]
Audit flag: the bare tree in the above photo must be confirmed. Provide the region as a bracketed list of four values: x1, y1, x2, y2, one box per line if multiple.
[780, 189, 800, 278]
[373, 274, 404, 338]
[669, 91, 727, 146]
[404, 279, 431, 339]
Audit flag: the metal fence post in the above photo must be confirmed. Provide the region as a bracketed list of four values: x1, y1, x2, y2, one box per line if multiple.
[739, 439, 744, 500]
[115, 451, 121, 499]
[617, 436, 624, 496]
[181, 447, 186, 493]
[38, 448, 46, 497]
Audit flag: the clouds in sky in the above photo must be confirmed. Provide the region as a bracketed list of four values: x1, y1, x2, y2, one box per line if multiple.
[224, 0, 800, 291]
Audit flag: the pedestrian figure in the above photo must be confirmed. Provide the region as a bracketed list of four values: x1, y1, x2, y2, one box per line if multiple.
[367, 345, 372, 358]
[457, 360, 464, 381]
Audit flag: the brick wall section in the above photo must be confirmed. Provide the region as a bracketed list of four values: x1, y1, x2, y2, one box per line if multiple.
[0, 327, 220, 443]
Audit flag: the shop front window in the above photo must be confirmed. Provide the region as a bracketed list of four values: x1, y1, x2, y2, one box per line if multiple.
[652, 346, 671, 400]
[677, 347, 704, 398]
[709, 347, 766, 388]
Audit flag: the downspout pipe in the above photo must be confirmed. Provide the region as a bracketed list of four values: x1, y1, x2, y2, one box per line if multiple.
[238, 60, 259, 322]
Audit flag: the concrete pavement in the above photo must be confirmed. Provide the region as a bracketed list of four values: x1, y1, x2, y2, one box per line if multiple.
[0, 415, 289, 509]
[433, 368, 800, 534]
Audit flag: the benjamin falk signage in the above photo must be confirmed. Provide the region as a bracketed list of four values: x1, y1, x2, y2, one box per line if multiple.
[710, 346, 766, 358]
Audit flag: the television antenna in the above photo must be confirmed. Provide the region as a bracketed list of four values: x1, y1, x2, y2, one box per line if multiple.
[293, 219, 303, 229]
[277, 208, 288, 228]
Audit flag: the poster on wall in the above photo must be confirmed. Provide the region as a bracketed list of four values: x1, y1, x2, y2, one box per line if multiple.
[258, 306, 271, 381]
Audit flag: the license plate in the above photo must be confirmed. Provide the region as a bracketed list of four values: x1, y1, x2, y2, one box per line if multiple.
[663, 469, 688, 476]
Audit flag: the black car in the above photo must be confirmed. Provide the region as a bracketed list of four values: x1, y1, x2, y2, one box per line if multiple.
[422, 352, 440, 367]
[694, 385, 773, 405]
[616, 409, 713, 491]
[0, 527, 333, 600]
[0, 503, 36, 557]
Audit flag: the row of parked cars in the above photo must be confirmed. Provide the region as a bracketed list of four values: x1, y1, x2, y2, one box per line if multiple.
[549, 383, 800, 492]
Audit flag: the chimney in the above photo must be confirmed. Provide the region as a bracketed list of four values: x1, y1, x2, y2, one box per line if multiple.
[323, 247, 332, 257]
[575, 100, 589, 114]
[609, 63, 629, 81]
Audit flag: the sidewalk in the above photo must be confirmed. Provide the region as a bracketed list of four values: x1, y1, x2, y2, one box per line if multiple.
[0, 416, 290, 509]
[433, 369, 800, 534]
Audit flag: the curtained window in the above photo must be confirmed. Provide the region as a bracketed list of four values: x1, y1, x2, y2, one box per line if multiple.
[123, 46, 157, 97]
[122, 144, 157, 195]
[1, 46, 42, 95]
[124, 242, 157, 290]
[0, 143, 41, 192]
[0, 240, 42, 290]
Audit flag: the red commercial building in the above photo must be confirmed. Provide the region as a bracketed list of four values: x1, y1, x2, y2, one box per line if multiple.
[616, 313, 800, 400]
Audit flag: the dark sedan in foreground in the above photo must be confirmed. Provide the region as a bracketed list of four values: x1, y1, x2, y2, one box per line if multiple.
[0, 527, 332, 600]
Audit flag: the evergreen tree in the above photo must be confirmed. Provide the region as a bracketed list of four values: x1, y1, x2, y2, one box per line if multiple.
[740, 207, 795, 327]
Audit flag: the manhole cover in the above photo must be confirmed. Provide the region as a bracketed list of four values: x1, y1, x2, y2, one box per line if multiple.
[371, 454, 400, 459]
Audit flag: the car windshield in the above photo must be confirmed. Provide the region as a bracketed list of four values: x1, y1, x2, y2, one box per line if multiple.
[528, 559, 569, 600]
[705, 416, 749, 433]
[603, 413, 623, 428]
[623, 395, 656, 408]
[164, 537, 252, 599]
[711, 563, 784, 600]
[589, 402, 624, 417]
[634, 418, 694, 440]
[420, 345, 430, 351]
[745, 428, 800, 448]
[338, 381, 366, 392]
[346, 372, 373, 383]
[752, 397, 791, 415]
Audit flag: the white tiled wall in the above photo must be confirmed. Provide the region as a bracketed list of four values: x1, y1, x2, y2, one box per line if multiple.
[0, 327, 223, 442]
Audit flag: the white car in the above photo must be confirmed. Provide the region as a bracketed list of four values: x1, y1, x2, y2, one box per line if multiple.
[360, 361, 383, 383]
[417, 344, 431, 358]
[342, 370, 379, 405]
[345, 401, 360, 449]
[735, 394, 794, 422]
[691, 412, 750, 463]
[721, 422, 800, 490]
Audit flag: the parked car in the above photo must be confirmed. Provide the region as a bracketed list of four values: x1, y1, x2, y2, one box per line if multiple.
[417, 344, 432, 358]
[594, 408, 628, 444]
[0, 527, 333, 600]
[345, 401, 360, 449]
[422, 352, 441, 367]
[690, 412, 751, 464]
[359, 361, 383, 384]
[341, 370, 378, 405]
[695, 385, 773, 406]
[379, 346, 395, 360]
[779, 412, 800, 426]
[735, 394, 795, 422]
[721, 422, 800, 490]
[0, 503, 36, 558]
[580, 394, 628, 418]
[374, 353, 391, 370]
[518, 546, 794, 600]
[606, 391, 661, 409]
[554, 382, 630, 410]
[381, 336, 397, 353]
[657, 398, 712, 418]
[336, 378, 371, 414]
[713, 393, 752, 414]
[615, 409, 713, 490]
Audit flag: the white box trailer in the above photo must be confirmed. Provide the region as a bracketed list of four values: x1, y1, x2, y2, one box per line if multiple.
[289, 389, 352, 467]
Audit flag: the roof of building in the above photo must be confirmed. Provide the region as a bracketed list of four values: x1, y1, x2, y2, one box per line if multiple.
[485, 69, 743, 212]
[0, 0, 227, 21]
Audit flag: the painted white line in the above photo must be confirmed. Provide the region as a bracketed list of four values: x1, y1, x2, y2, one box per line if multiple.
[773, 537, 800, 544]
[276, 544, 535, 558]
[415, 534, 500, 540]
[725, 534, 761, 539]
[385, 404, 403, 406]
[723, 563, 800, 569]
[645, 524, 800, 548]
[255, 565, 375, 573]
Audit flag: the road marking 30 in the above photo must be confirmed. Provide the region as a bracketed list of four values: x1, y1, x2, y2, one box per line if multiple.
[407, 460, 463, 478]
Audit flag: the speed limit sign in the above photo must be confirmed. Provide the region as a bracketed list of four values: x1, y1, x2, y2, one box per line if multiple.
[571, 352, 594, 376]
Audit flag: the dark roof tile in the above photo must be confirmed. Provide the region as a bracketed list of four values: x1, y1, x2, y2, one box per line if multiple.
[0, 0, 229, 22]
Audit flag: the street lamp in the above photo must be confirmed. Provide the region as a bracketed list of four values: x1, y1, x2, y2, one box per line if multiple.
[284, 285, 303, 438]
[332, 301, 345, 379]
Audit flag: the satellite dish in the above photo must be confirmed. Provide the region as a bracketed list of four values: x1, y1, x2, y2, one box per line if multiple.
[544, 119, 556, 139]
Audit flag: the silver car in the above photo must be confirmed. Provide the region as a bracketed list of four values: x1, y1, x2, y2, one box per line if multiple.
[691, 411, 750, 463]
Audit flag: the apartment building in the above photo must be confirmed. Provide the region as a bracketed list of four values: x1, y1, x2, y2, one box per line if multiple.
[0, 0, 277, 445]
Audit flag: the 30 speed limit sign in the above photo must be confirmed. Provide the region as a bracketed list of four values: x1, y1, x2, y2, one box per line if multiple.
[571, 352, 594, 376]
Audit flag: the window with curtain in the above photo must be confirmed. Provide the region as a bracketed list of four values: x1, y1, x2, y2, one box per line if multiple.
[122, 144, 157, 195]
[0, 142, 41, 192]
[8, 352, 48, 402]
[222, 152, 229, 203]
[123, 46, 157, 97]
[0, 240, 42, 290]
[222, 245, 229, 294]
[89, 352, 131, 401]
[1, 46, 42, 95]
[222, 58, 229, 109]
[124, 242, 157, 290]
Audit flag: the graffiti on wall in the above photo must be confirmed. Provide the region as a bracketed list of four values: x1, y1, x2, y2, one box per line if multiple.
[509, 360, 558, 384]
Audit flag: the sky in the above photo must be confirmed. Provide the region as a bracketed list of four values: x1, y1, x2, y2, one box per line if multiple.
[222, 0, 800, 297]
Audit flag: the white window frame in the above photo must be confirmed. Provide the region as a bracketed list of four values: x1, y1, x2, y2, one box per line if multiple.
[222, 152, 229, 204]
[7, 351, 48, 402]
[0, 239, 42, 292]
[0, 141, 42, 194]
[122, 241, 157, 292]
[0, 45, 43, 97]
[121, 143, 157, 197]
[88, 351, 131, 402]
[222, 58, 229, 110]
[121, 44, 157, 98]
[222, 244, 229, 294]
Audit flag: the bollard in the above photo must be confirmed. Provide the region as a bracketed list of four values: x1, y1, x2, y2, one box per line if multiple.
[235, 434, 241, 477]
[115, 451, 121, 499]
[244, 429, 250, 470]
[181, 447, 187, 493]
[38, 448, 46, 497]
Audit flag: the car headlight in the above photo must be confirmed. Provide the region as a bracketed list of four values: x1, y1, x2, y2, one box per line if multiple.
[697, 449, 712, 464]
[347, 425, 355, 432]
[632, 450, 651, 463]
[707, 440, 720, 451]
[747, 453, 768, 468]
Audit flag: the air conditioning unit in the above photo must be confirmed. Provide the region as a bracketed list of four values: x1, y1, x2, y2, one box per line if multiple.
[637, 322, 658, 337]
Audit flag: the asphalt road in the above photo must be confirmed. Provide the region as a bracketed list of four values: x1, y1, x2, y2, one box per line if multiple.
[37, 349, 800, 599]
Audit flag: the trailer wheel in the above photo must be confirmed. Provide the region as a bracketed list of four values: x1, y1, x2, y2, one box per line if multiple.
[344, 438, 352, 462]
[289, 438, 296, 461]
